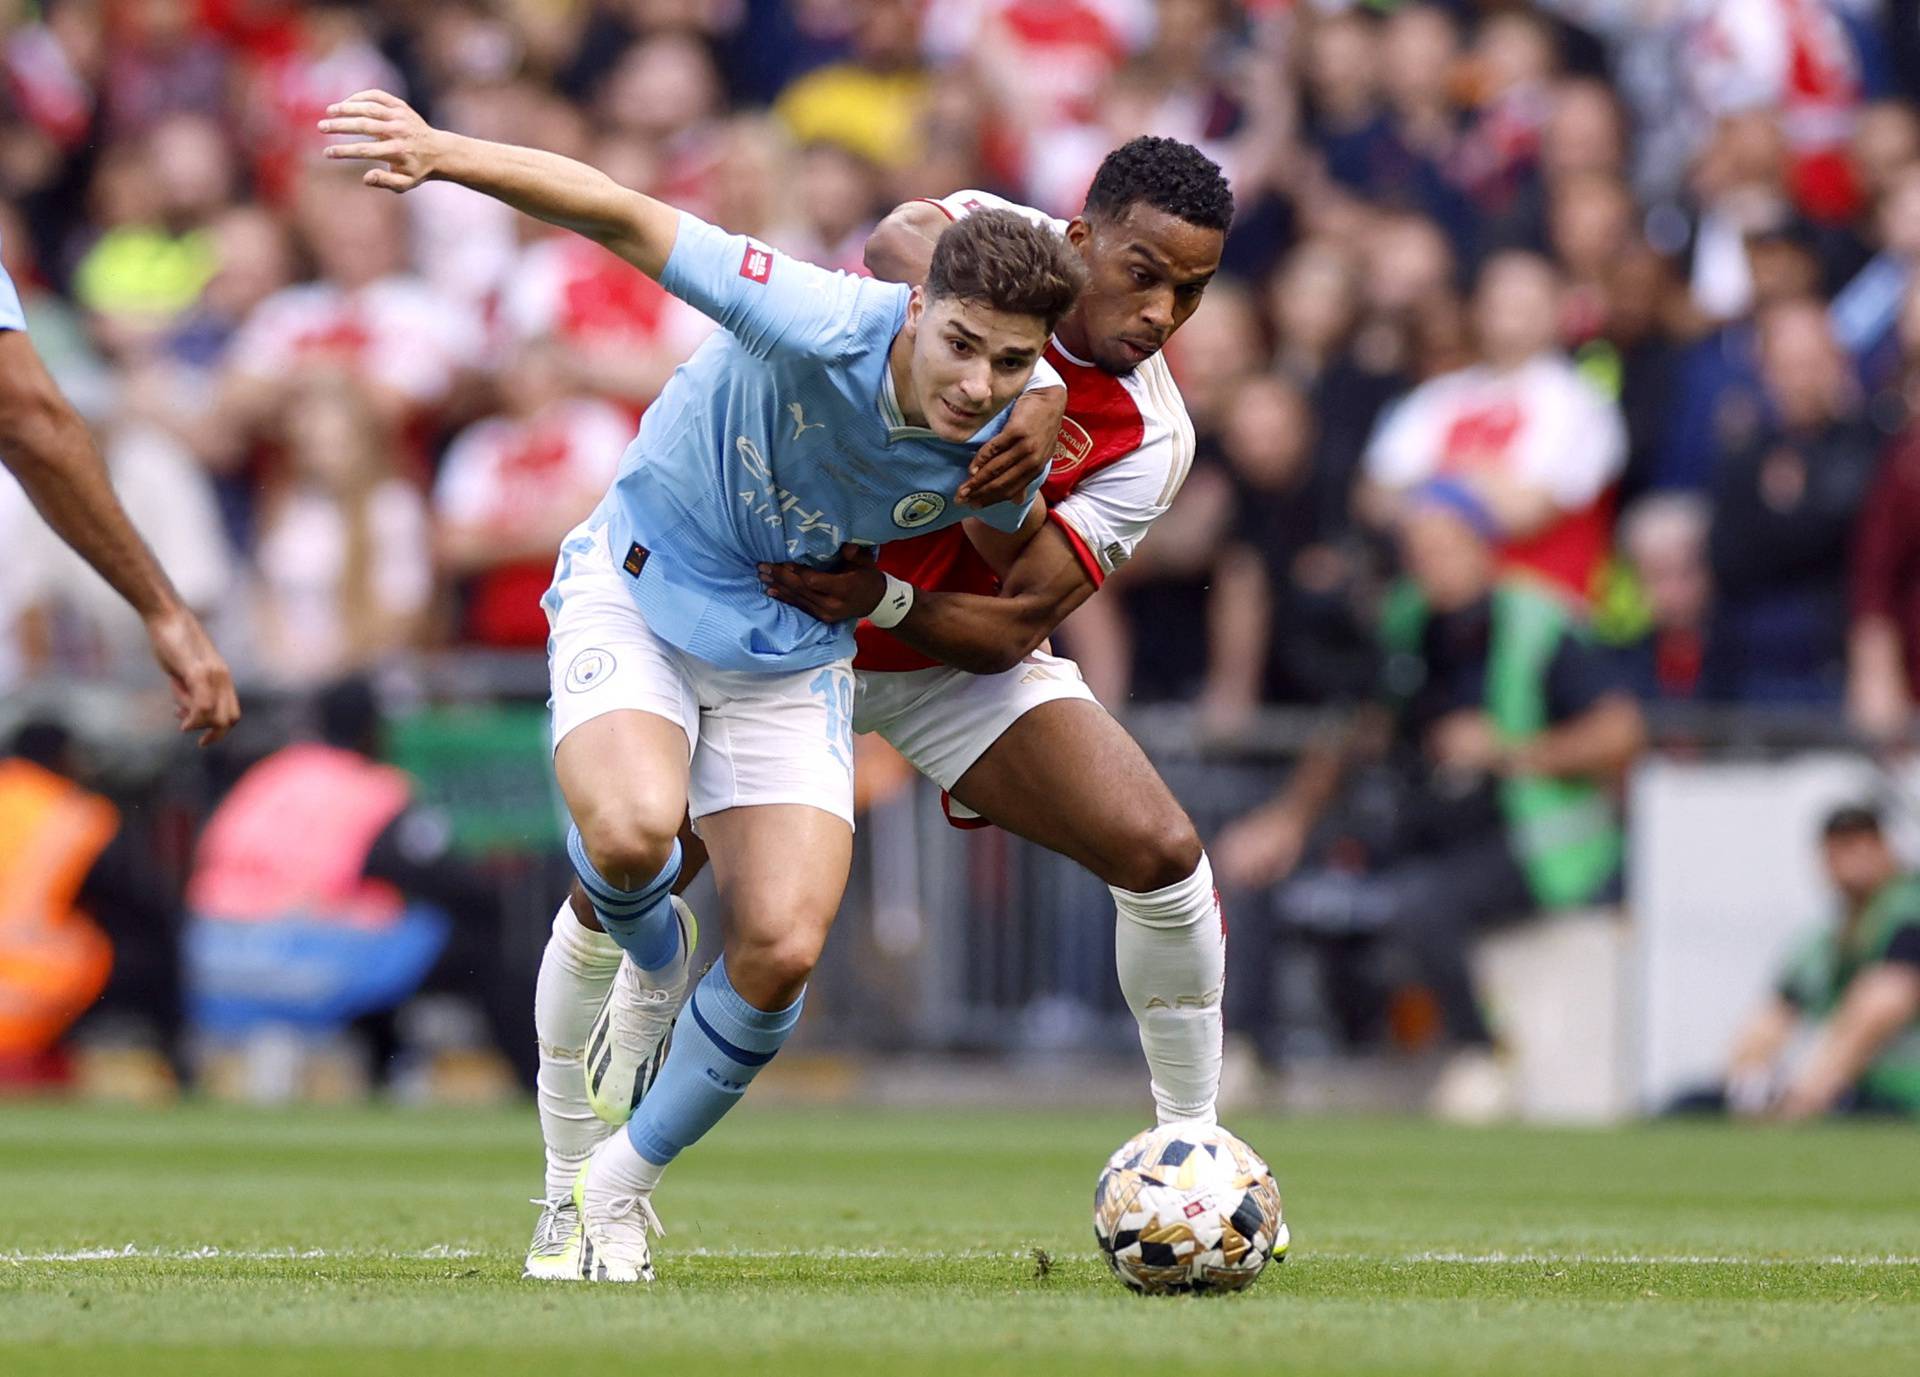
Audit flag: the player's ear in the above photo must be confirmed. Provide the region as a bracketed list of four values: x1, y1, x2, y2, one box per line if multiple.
[1065, 217, 1093, 254]
[904, 285, 925, 337]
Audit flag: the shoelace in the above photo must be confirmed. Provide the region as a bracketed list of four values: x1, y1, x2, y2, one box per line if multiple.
[527, 1198, 576, 1251]
[603, 1194, 666, 1239]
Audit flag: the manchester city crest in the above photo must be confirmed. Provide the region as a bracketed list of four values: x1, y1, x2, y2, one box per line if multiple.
[892, 491, 946, 528]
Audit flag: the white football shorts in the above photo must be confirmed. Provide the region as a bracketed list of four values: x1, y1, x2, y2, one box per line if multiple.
[853, 650, 1099, 806]
[544, 524, 856, 827]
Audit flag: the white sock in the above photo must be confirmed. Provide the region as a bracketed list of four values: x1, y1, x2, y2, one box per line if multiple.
[535, 900, 622, 1201]
[1112, 852, 1226, 1125]
[589, 1124, 667, 1198]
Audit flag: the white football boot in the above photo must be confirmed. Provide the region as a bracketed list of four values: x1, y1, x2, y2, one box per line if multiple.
[584, 896, 698, 1126]
[571, 1145, 665, 1283]
[521, 1197, 584, 1280]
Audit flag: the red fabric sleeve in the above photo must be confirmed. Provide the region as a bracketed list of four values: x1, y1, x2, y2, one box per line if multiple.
[1852, 441, 1920, 620]
[1047, 508, 1105, 590]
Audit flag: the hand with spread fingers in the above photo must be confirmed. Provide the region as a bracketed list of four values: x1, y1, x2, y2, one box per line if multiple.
[760, 544, 889, 624]
[318, 89, 447, 192]
[958, 383, 1064, 508]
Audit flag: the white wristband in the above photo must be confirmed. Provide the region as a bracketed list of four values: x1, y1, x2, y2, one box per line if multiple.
[866, 573, 916, 629]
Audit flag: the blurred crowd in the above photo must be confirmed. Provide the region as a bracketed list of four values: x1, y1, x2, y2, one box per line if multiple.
[5, 0, 1920, 738]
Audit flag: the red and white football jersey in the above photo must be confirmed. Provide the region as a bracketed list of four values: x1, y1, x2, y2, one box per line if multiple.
[855, 189, 1196, 673]
[500, 233, 715, 362]
[1364, 353, 1626, 600]
[227, 275, 487, 408]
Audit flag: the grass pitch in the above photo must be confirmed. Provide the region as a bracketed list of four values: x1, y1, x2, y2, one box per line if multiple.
[1, 1100, 1916, 1376]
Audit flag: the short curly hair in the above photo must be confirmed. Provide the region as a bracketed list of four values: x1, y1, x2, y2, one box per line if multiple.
[1082, 136, 1234, 232]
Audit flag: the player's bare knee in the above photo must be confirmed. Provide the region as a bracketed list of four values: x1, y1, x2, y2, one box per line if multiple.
[727, 930, 824, 1005]
[1104, 812, 1203, 895]
[576, 814, 677, 890]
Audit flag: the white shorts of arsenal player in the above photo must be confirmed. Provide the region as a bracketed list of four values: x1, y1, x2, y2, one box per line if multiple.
[852, 650, 1099, 805]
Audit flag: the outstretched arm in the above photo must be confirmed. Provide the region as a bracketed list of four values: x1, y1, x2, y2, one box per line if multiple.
[321, 89, 681, 277]
[0, 331, 239, 743]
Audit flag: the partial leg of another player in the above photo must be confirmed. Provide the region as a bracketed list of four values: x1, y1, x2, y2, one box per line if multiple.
[575, 801, 851, 1277]
[947, 696, 1225, 1126]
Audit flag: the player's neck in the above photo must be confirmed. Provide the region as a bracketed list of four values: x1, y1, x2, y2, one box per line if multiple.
[1053, 312, 1093, 367]
[887, 329, 928, 427]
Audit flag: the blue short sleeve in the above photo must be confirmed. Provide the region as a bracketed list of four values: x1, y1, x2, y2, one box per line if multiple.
[659, 211, 885, 362]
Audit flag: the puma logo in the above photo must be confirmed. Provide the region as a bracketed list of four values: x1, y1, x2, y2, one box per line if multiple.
[789, 402, 825, 441]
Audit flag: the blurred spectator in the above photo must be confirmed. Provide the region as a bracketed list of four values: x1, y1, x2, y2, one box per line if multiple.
[497, 136, 715, 414]
[74, 114, 237, 358]
[1848, 336, 1920, 739]
[1361, 250, 1627, 602]
[250, 372, 431, 685]
[1653, 205, 1823, 494]
[1611, 492, 1713, 702]
[240, 0, 405, 205]
[100, 0, 233, 139]
[1268, 238, 1406, 544]
[1215, 485, 1644, 1115]
[219, 168, 486, 462]
[1706, 296, 1878, 703]
[183, 677, 530, 1090]
[1203, 373, 1373, 723]
[775, 0, 929, 176]
[1705, 804, 1920, 1120]
[1828, 163, 1920, 392]
[15, 414, 237, 687]
[433, 337, 624, 649]
[0, 720, 181, 1090]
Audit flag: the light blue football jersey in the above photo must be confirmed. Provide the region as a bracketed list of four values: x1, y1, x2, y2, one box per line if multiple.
[579, 212, 1045, 673]
[0, 241, 25, 332]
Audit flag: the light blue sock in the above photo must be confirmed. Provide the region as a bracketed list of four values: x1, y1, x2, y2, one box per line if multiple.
[566, 824, 682, 971]
[627, 959, 804, 1166]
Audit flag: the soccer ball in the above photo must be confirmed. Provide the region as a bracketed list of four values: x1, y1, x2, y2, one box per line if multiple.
[1093, 1122, 1287, 1295]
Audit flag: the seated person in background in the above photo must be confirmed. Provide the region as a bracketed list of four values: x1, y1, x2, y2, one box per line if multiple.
[1717, 805, 1920, 1120]
[1215, 482, 1645, 1115]
[184, 678, 530, 1089]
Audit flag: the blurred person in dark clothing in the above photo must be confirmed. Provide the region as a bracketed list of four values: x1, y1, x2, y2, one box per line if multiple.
[1706, 805, 1920, 1120]
[1215, 483, 1644, 1117]
[1204, 374, 1375, 726]
[1267, 239, 1409, 544]
[1610, 492, 1714, 703]
[1706, 297, 1880, 704]
[1654, 211, 1824, 494]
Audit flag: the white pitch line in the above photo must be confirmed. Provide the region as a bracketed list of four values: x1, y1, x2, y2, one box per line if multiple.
[6, 1245, 1920, 1267]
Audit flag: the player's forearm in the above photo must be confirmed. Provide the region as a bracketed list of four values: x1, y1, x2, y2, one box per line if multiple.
[431, 132, 680, 277]
[1785, 968, 1920, 1114]
[1508, 695, 1646, 781]
[0, 380, 183, 621]
[890, 580, 1093, 675]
